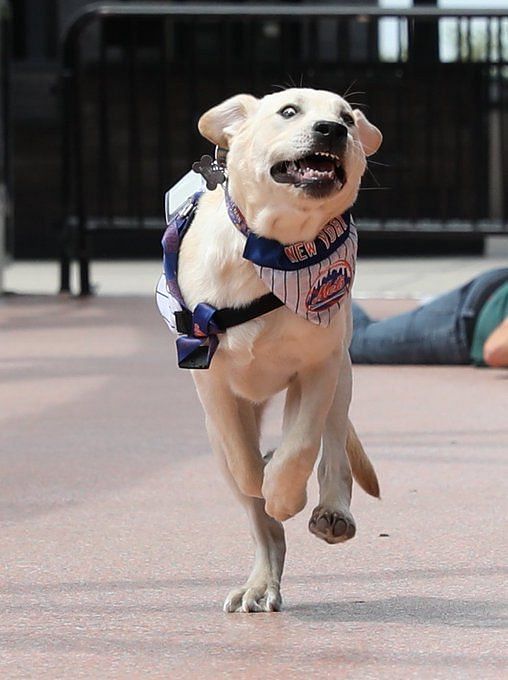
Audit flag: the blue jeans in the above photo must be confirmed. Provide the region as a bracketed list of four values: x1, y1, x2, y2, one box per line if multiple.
[350, 268, 508, 365]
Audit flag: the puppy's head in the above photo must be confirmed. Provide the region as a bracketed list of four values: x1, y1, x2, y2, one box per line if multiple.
[198, 88, 382, 240]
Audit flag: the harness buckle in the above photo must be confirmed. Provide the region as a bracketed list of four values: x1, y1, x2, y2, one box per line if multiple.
[175, 309, 193, 335]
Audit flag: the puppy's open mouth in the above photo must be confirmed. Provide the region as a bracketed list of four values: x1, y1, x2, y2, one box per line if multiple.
[270, 152, 346, 194]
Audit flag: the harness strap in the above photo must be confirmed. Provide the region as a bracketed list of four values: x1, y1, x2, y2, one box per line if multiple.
[175, 293, 283, 336]
[214, 293, 284, 329]
[174, 293, 284, 369]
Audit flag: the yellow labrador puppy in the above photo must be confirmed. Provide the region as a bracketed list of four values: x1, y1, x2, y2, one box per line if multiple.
[165, 88, 381, 612]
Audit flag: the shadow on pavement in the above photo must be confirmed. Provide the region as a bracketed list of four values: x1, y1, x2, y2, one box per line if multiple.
[291, 595, 507, 629]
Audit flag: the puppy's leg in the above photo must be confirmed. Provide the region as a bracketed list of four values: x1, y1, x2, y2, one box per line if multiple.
[262, 355, 340, 522]
[210, 433, 286, 613]
[193, 371, 265, 498]
[309, 350, 357, 544]
[282, 374, 301, 434]
[262, 375, 301, 465]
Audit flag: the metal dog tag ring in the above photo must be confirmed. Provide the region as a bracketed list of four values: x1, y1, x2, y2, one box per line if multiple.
[215, 146, 228, 169]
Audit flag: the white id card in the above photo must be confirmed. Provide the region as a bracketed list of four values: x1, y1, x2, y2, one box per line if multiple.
[165, 170, 205, 222]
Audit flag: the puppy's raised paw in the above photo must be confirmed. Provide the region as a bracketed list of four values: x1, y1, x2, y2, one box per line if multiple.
[308, 506, 356, 544]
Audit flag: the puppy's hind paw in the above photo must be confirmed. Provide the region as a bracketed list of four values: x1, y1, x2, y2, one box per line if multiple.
[308, 506, 356, 545]
[223, 583, 282, 613]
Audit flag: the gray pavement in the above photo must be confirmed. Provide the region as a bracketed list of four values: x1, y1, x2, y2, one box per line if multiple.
[1, 260, 508, 678]
[3, 254, 508, 298]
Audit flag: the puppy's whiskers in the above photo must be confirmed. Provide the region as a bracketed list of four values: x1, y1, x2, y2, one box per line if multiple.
[271, 75, 305, 93]
[342, 80, 361, 99]
[346, 102, 368, 110]
[364, 164, 381, 188]
[368, 159, 390, 167]
[350, 139, 366, 166]
[349, 139, 382, 188]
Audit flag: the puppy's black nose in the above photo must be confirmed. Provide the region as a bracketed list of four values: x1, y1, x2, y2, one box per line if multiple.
[312, 120, 348, 141]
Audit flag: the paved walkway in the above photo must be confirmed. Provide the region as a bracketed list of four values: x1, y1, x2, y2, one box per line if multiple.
[3, 254, 508, 298]
[1, 285, 507, 678]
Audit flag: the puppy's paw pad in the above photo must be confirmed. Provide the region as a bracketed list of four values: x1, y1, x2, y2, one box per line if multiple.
[223, 584, 282, 613]
[308, 506, 356, 544]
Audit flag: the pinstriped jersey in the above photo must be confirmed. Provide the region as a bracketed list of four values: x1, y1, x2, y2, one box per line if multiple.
[225, 189, 357, 327]
[249, 217, 356, 326]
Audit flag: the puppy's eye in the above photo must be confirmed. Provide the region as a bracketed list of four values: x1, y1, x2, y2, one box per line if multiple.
[279, 105, 299, 119]
[342, 112, 355, 126]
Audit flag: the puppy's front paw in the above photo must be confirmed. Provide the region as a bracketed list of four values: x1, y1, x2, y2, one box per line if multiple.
[308, 505, 356, 544]
[223, 582, 282, 613]
[263, 491, 307, 522]
[262, 458, 308, 522]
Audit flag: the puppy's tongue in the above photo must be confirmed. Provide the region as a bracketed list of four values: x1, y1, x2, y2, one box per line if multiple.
[296, 155, 335, 180]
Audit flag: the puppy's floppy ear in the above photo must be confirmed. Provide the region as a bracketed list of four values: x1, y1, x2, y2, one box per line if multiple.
[198, 94, 259, 148]
[353, 109, 383, 157]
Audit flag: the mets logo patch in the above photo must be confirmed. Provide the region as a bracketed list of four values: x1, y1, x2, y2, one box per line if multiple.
[306, 260, 353, 312]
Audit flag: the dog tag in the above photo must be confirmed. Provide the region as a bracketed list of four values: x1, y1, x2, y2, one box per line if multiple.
[192, 155, 226, 191]
[166, 170, 205, 219]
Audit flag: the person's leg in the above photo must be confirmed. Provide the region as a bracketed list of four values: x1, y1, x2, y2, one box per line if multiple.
[351, 301, 373, 331]
[350, 290, 469, 365]
[351, 289, 470, 364]
[350, 269, 508, 365]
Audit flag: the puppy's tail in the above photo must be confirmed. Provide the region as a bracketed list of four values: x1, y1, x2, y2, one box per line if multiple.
[346, 420, 380, 498]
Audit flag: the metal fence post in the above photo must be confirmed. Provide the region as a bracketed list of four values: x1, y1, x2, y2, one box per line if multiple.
[0, 0, 11, 295]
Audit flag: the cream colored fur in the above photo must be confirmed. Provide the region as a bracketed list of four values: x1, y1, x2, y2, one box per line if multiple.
[177, 88, 381, 613]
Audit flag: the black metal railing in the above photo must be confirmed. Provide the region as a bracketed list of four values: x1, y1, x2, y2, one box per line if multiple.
[0, 0, 11, 281]
[60, 3, 508, 294]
